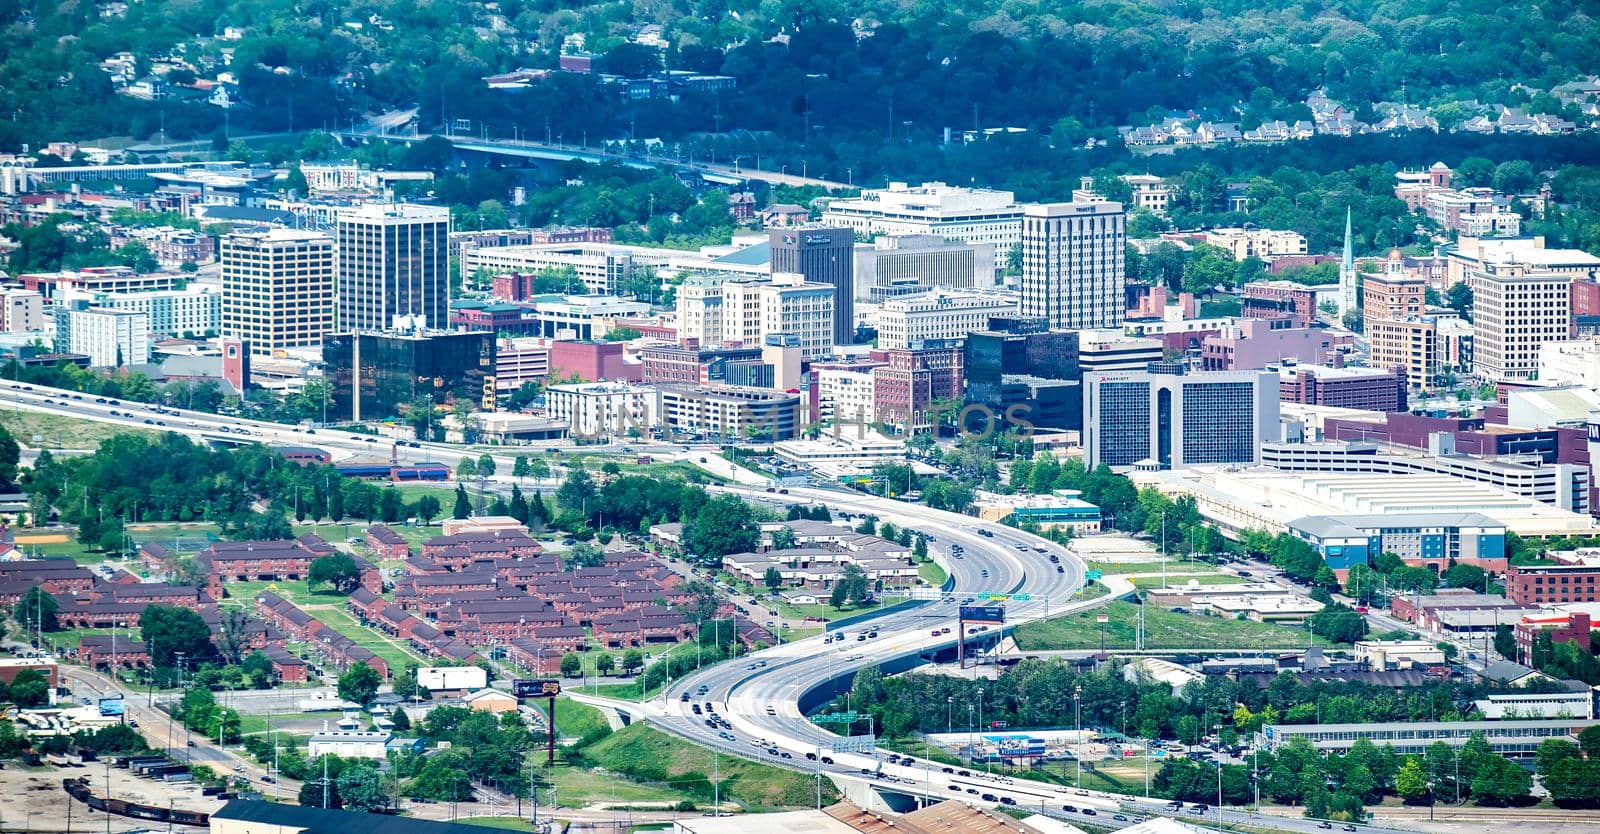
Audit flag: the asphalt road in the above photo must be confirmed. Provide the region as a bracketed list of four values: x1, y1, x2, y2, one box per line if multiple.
[5, 380, 1425, 831]
[622, 485, 1424, 834]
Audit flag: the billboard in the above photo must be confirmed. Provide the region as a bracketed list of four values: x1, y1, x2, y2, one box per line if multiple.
[996, 737, 1045, 758]
[512, 679, 562, 698]
[418, 666, 488, 692]
[98, 696, 125, 717]
[959, 605, 1006, 624]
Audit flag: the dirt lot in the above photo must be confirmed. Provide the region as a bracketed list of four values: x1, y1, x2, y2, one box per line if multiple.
[0, 763, 227, 832]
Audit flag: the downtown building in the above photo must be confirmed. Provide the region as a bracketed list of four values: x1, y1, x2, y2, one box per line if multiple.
[852, 234, 996, 301]
[769, 227, 854, 346]
[336, 203, 450, 332]
[1020, 201, 1126, 331]
[1084, 364, 1278, 470]
[872, 341, 964, 434]
[1473, 263, 1574, 382]
[964, 317, 1083, 431]
[872, 288, 1018, 350]
[820, 181, 1023, 272]
[220, 228, 335, 354]
[51, 302, 148, 367]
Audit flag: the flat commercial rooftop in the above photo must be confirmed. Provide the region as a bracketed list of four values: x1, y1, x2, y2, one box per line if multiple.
[1133, 467, 1600, 537]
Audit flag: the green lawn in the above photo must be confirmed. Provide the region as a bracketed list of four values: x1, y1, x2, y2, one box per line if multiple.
[24, 538, 103, 564]
[309, 606, 427, 668]
[1129, 573, 1242, 590]
[581, 724, 837, 810]
[38, 626, 123, 655]
[1, 407, 155, 449]
[1013, 600, 1325, 651]
[541, 697, 610, 741]
[1088, 560, 1219, 576]
[218, 579, 347, 609]
[919, 560, 949, 587]
[237, 712, 330, 736]
[770, 597, 881, 624]
[460, 817, 539, 832]
[541, 762, 700, 808]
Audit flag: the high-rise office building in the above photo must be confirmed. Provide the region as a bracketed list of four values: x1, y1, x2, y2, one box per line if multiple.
[963, 317, 1082, 430]
[1020, 201, 1126, 331]
[769, 227, 854, 345]
[1084, 365, 1278, 470]
[1472, 264, 1574, 382]
[221, 229, 335, 354]
[336, 203, 450, 332]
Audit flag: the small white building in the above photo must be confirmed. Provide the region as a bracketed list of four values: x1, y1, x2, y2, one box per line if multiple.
[1354, 639, 1447, 671]
[417, 665, 488, 693]
[307, 730, 392, 760]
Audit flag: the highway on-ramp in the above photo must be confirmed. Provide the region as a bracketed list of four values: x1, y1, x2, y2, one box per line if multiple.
[628, 485, 1419, 834]
[0, 380, 1416, 832]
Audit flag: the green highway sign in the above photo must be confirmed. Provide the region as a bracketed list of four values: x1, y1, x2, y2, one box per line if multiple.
[1085, 569, 1103, 580]
[812, 712, 858, 725]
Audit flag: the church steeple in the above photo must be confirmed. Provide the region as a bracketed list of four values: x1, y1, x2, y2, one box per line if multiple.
[1338, 207, 1357, 319]
[1342, 207, 1353, 273]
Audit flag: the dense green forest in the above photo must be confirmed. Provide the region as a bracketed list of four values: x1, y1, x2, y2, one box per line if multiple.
[1, 0, 1595, 165]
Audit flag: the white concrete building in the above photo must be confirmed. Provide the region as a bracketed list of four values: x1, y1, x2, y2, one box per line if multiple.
[1, 289, 44, 334]
[307, 730, 393, 760]
[531, 295, 651, 340]
[335, 203, 450, 332]
[675, 272, 726, 344]
[1472, 264, 1573, 382]
[821, 181, 1024, 272]
[720, 273, 835, 360]
[852, 234, 996, 301]
[675, 272, 835, 359]
[1085, 367, 1278, 470]
[1200, 228, 1308, 261]
[61, 285, 221, 338]
[1446, 236, 1600, 288]
[300, 163, 433, 194]
[1538, 338, 1600, 389]
[544, 382, 662, 439]
[872, 288, 1018, 350]
[464, 244, 633, 295]
[53, 306, 148, 367]
[221, 228, 335, 354]
[1020, 201, 1126, 331]
[813, 363, 879, 425]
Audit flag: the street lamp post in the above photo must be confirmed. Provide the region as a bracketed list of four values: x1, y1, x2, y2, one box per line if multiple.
[1073, 684, 1083, 789]
[946, 696, 953, 736]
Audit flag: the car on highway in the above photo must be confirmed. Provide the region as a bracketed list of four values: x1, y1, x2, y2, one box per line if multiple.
[1080, 809, 1096, 817]
[998, 797, 1016, 806]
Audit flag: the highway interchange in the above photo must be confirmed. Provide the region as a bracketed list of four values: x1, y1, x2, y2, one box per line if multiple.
[0, 378, 1421, 833]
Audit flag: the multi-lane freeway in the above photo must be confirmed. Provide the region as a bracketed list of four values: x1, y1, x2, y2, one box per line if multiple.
[0, 379, 1417, 833]
[623, 485, 1421, 834]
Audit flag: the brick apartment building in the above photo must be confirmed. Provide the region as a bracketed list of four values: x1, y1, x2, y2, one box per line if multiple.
[365, 524, 412, 560]
[1507, 558, 1600, 605]
[1514, 611, 1593, 661]
[199, 539, 381, 599]
[0, 558, 96, 604]
[77, 636, 150, 670]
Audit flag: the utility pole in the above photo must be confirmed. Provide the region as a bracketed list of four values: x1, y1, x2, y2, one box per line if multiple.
[322, 752, 330, 809]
